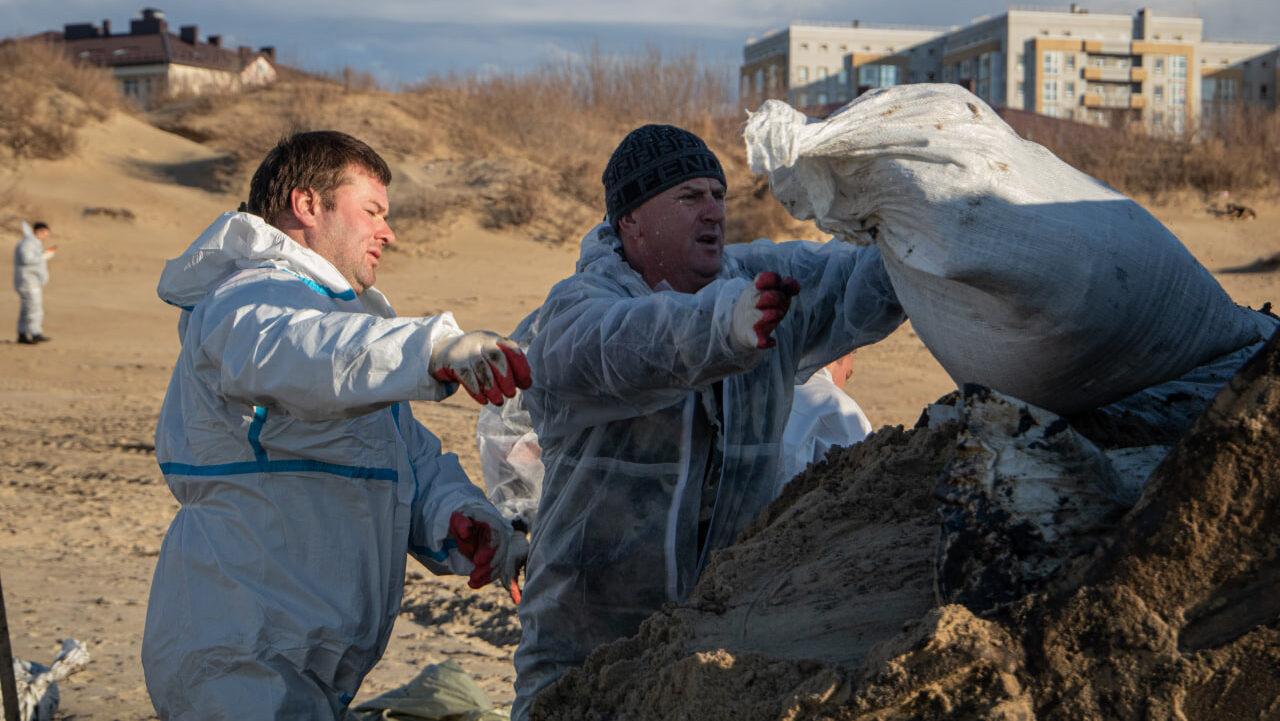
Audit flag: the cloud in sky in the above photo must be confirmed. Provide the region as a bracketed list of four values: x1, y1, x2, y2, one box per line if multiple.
[1, 0, 1276, 84]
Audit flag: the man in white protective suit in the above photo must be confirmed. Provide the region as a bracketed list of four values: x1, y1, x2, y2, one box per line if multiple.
[13, 220, 56, 344]
[510, 124, 905, 720]
[142, 130, 531, 720]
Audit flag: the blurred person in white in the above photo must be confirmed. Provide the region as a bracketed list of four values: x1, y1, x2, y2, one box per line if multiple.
[478, 346, 872, 534]
[777, 352, 873, 495]
[142, 130, 530, 720]
[510, 124, 905, 720]
[13, 220, 55, 344]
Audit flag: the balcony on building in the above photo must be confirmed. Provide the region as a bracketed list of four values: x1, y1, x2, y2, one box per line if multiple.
[1081, 92, 1140, 109]
[1082, 66, 1147, 82]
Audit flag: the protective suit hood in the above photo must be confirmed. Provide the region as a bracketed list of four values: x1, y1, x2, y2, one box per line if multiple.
[156, 211, 393, 317]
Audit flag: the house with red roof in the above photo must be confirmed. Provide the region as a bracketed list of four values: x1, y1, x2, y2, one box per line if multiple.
[55, 8, 276, 108]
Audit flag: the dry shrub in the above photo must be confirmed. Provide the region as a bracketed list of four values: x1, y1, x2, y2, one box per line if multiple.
[999, 107, 1280, 200]
[397, 45, 810, 243]
[0, 38, 122, 162]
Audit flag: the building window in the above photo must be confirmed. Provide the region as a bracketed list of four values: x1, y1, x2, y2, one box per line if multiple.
[1065, 81, 1076, 101]
[820, 43, 828, 52]
[1172, 55, 1186, 79]
[797, 66, 808, 83]
[1154, 85, 1164, 103]
[755, 70, 764, 93]
[1172, 82, 1186, 106]
[837, 69, 848, 85]
[960, 59, 972, 78]
[1043, 51, 1060, 75]
[768, 66, 777, 89]
[943, 65, 955, 83]
[860, 66, 878, 87]
[817, 67, 827, 81]
[818, 92, 828, 105]
[1065, 54, 1076, 72]
[800, 42, 809, 50]
[1153, 111, 1164, 126]
[978, 53, 990, 80]
[1043, 78, 1059, 101]
[1154, 57, 1165, 74]
[798, 91, 807, 106]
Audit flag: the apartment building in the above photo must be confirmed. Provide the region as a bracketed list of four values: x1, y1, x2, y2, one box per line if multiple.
[742, 5, 1280, 131]
[741, 21, 949, 115]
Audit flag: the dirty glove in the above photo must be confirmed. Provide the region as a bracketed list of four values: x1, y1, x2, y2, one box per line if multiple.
[430, 331, 533, 405]
[731, 271, 802, 349]
[450, 509, 530, 604]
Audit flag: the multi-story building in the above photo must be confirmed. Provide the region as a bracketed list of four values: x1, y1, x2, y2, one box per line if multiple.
[742, 5, 1280, 132]
[741, 21, 950, 115]
[51, 8, 277, 109]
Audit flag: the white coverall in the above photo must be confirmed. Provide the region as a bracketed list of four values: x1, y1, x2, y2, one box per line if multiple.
[477, 330, 874, 530]
[143, 212, 496, 719]
[512, 223, 904, 719]
[13, 223, 53, 337]
[777, 367, 873, 495]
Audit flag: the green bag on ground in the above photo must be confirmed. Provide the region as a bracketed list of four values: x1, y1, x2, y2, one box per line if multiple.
[353, 660, 509, 721]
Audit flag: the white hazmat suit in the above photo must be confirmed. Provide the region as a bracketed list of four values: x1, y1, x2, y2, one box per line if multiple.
[144, 211, 500, 718]
[13, 222, 54, 338]
[512, 223, 904, 718]
[477, 323, 875, 531]
[777, 367, 873, 495]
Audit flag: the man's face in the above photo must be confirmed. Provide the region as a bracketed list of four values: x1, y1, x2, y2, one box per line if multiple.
[306, 168, 395, 295]
[33, 228, 50, 242]
[620, 177, 726, 294]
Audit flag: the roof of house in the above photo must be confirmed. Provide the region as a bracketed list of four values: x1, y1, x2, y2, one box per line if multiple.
[59, 32, 267, 72]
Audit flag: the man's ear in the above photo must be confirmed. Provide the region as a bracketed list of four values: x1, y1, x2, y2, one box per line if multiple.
[289, 187, 321, 229]
[617, 212, 639, 241]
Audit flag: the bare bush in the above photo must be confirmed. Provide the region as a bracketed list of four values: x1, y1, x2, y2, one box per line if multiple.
[0, 38, 122, 162]
[396, 47, 806, 244]
[1000, 107, 1280, 200]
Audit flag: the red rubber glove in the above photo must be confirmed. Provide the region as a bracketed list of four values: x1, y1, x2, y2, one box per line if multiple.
[430, 331, 533, 405]
[449, 511, 529, 604]
[731, 271, 802, 349]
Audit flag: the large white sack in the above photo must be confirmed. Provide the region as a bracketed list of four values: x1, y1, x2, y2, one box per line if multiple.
[744, 84, 1267, 414]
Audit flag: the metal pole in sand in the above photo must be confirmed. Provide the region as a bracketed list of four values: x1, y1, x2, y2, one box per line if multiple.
[0, 570, 21, 721]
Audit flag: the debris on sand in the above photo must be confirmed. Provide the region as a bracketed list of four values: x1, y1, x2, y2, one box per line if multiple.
[531, 328, 1280, 720]
[2, 639, 90, 721]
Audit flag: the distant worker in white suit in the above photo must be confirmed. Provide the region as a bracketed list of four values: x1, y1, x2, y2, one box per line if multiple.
[13, 220, 56, 344]
[142, 130, 531, 720]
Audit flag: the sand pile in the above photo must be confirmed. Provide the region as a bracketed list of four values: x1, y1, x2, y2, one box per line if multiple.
[532, 328, 1280, 720]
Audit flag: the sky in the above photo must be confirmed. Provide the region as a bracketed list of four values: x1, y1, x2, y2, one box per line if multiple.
[2, 1, 1278, 87]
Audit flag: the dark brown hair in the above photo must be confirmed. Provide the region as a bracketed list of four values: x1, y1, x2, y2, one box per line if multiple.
[246, 130, 392, 226]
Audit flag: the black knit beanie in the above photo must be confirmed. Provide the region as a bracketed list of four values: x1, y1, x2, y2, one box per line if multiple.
[602, 124, 725, 232]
